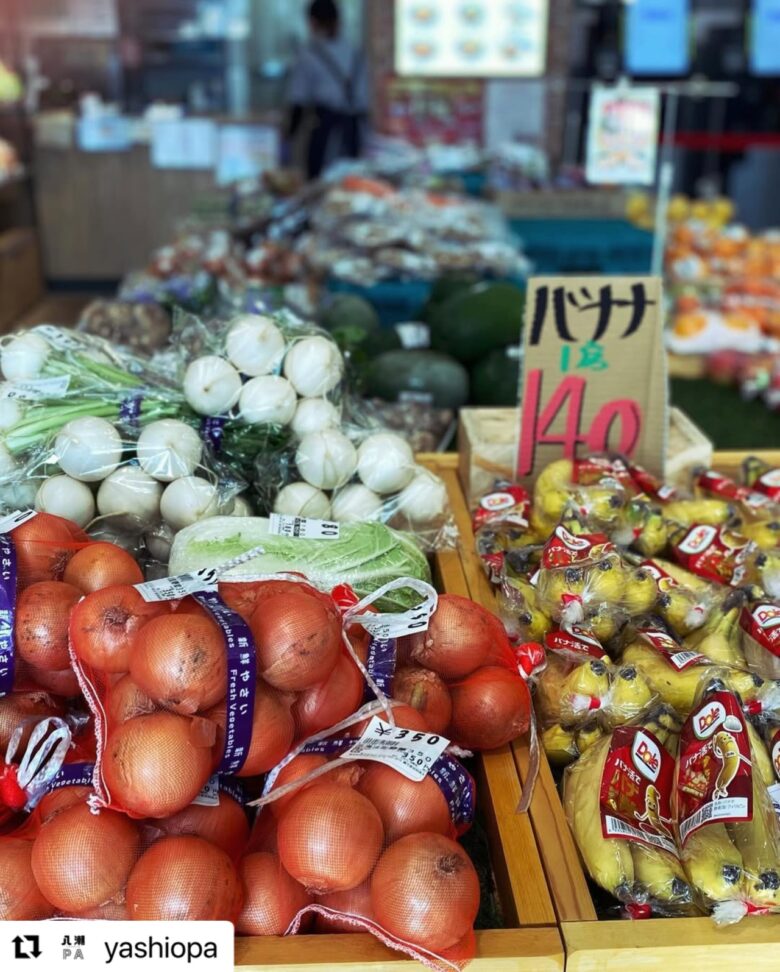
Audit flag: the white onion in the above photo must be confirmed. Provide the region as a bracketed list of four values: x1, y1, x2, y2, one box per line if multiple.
[283, 337, 344, 398]
[239, 376, 297, 426]
[291, 398, 341, 438]
[136, 419, 203, 482]
[296, 430, 356, 490]
[0, 442, 17, 476]
[1, 332, 50, 380]
[0, 398, 23, 430]
[225, 314, 286, 377]
[395, 470, 448, 523]
[183, 356, 242, 416]
[88, 524, 137, 553]
[357, 433, 415, 494]
[2, 479, 36, 509]
[273, 482, 332, 519]
[55, 417, 123, 482]
[331, 484, 383, 523]
[160, 476, 219, 531]
[97, 465, 163, 528]
[145, 523, 175, 563]
[35, 475, 96, 528]
[231, 495, 253, 517]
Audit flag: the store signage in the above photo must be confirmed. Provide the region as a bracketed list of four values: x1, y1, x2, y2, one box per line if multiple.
[216, 125, 280, 185]
[586, 86, 660, 186]
[750, 0, 780, 76]
[625, 0, 690, 77]
[515, 276, 667, 485]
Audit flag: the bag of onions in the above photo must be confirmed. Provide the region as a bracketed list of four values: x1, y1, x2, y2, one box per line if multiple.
[238, 703, 479, 971]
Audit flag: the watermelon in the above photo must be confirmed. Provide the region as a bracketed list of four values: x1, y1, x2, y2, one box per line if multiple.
[420, 273, 481, 323]
[366, 350, 469, 410]
[470, 346, 522, 406]
[430, 282, 525, 364]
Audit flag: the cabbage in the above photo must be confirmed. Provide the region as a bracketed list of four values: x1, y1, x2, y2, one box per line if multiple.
[168, 516, 431, 610]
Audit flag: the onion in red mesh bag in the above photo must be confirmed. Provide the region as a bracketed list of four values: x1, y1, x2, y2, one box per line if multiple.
[358, 763, 452, 844]
[130, 613, 227, 715]
[221, 577, 324, 618]
[106, 675, 157, 724]
[277, 782, 383, 893]
[352, 704, 431, 735]
[314, 880, 374, 933]
[292, 653, 364, 739]
[12, 513, 85, 587]
[70, 585, 169, 673]
[62, 542, 143, 593]
[408, 594, 494, 679]
[126, 835, 242, 920]
[371, 832, 480, 952]
[31, 803, 140, 912]
[236, 851, 311, 935]
[37, 786, 93, 824]
[157, 791, 249, 859]
[268, 756, 363, 818]
[0, 691, 62, 750]
[250, 591, 341, 692]
[0, 838, 54, 919]
[208, 680, 294, 777]
[448, 666, 531, 750]
[25, 664, 80, 697]
[101, 711, 215, 818]
[16, 581, 82, 671]
[71, 901, 129, 920]
[392, 667, 452, 734]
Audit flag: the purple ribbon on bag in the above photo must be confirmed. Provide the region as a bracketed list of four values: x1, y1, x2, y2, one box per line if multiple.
[201, 416, 226, 454]
[429, 754, 476, 831]
[46, 761, 96, 792]
[0, 532, 17, 697]
[119, 394, 143, 434]
[362, 637, 397, 704]
[194, 590, 256, 776]
[217, 776, 247, 806]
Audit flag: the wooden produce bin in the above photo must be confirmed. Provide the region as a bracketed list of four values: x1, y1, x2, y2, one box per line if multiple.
[236, 453, 564, 972]
[444, 447, 780, 971]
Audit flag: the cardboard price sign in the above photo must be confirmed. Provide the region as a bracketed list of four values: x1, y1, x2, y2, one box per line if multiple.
[516, 276, 667, 484]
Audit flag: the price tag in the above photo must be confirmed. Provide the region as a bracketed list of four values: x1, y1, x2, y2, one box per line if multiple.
[347, 578, 438, 640]
[0, 376, 71, 401]
[516, 276, 666, 486]
[269, 513, 340, 540]
[396, 322, 430, 350]
[399, 390, 434, 405]
[135, 568, 219, 602]
[340, 716, 450, 782]
[0, 510, 37, 534]
[191, 775, 220, 807]
[33, 325, 84, 352]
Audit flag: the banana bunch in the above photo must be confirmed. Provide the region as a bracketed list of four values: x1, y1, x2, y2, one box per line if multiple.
[501, 573, 552, 643]
[534, 459, 630, 535]
[662, 498, 734, 528]
[684, 605, 747, 670]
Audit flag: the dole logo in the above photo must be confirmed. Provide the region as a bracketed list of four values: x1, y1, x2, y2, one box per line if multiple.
[632, 731, 661, 782]
[754, 605, 780, 631]
[481, 492, 516, 512]
[554, 525, 590, 551]
[678, 524, 717, 556]
[772, 737, 780, 782]
[693, 701, 727, 739]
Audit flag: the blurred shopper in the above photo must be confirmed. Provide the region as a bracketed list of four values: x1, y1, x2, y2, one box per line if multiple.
[287, 0, 368, 179]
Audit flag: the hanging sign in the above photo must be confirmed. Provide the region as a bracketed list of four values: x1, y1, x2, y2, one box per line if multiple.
[586, 86, 660, 186]
[625, 0, 691, 77]
[515, 275, 667, 485]
[750, 0, 780, 76]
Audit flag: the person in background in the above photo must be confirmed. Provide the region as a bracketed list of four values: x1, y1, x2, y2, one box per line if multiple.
[287, 0, 369, 179]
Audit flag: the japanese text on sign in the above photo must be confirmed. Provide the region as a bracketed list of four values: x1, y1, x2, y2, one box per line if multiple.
[340, 717, 450, 782]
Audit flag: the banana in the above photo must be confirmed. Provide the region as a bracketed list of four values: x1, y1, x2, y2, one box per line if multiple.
[739, 520, 780, 552]
[603, 665, 655, 728]
[685, 607, 746, 670]
[681, 824, 743, 902]
[589, 609, 619, 643]
[632, 843, 694, 906]
[534, 653, 572, 726]
[658, 585, 709, 638]
[728, 775, 780, 908]
[747, 721, 775, 788]
[536, 459, 574, 495]
[536, 486, 571, 529]
[560, 659, 611, 725]
[542, 724, 578, 767]
[583, 558, 626, 606]
[505, 575, 552, 642]
[575, 722, 603, 755]
[654, 558, 715, 594]
[664, 498, 733, 527]
[576, 485, 625, 525]
[633, 511, 669, 558]
[564, 739, 634, 899]
[722, 668, 764, 707]
[623, 567, 659, 616]
[622, 641, 707, 715]
[641, 707, 682, 755]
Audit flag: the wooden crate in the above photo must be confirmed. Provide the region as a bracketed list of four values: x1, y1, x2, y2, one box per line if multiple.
[447, 447, 780, 971]
[236, 454, 564, 972]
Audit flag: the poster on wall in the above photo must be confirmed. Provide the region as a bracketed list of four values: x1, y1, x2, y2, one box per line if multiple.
[586, 87, 660, 186]
[624, 0, 690, 76]
[395, 0, 548, 78]
[377, 77, 484, 146]
[750, 0, 780, 75]
[216, 125, 280, 185]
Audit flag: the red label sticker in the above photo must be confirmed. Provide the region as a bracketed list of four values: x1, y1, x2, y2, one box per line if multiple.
[677, 689, 753, 845]
[629, 462, 678, 501]
[671, 524, 752, 586]
[473, 485, 531, 532]
[545, 624, 607, 660]
[695, 470, 772, 515]
[573, 456, 636, 492]
[754, 468, 780, 503]
[634, 621, 707, 670]
[741, 603, 780, 660]
[541, 526, 615, 569]
[771, 728, 780, 782]
[599, 726, 678, 855]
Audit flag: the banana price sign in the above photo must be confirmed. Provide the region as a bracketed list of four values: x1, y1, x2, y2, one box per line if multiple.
[516, 275, 667, 485]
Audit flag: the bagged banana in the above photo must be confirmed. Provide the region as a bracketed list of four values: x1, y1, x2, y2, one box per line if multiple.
[676, 685, 780, 920]
[693, 469, 777, 524]
[564, 720, 696, 914]
[743, 457, 780, 505]
[741, 601, 780, 680]
[639, 558, 714, 637]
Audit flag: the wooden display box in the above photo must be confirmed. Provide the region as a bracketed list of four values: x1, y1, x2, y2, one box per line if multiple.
[0, 228, 44, 332]
[443, 447, 780, 970]
[235, 454, 564, 971]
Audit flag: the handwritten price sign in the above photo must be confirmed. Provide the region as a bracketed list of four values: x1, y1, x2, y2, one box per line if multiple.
[516, 276, 667, 483]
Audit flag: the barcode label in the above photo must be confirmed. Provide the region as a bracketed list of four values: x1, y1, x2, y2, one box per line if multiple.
[603, 814, 678, 856]
[0, 509, 37, 534]
[669, 651, 707, 670]
[135, 568, 219, 602]
[357, 601, 435, 640]
[340, 716, 449, 782]
[269, 514, 340, 540]
[34, 324, 84, 351]
[680, 796, 749, 844]
[0, 376, 71, 400]
[191, 774, 220, 807]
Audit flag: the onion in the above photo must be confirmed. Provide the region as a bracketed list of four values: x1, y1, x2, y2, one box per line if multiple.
[1, 332, 50, 380]
[183, 356, 242, 416]
[157, 793, 249, 859]
[107, 675, 158, 724]
[27, 664, 80, 697]
[35, 476, 95, 528]
[359, 764, 452, 844]
[277, 782, 383, 893]
[283, 336, 344, 397]
[130, 613, 227, 715]
[331, 484, 383, 523]
[357, 434, 415, 494]
[268, 755, 327, 818]
[37, 786, 93, 823]
[291, 398, 341, 438]
[273, 482, 331, 519]
[392, 667, 452, 734]
[102, 711, 214, 818]
[12, 512, 80, 586]
[97, 466, 163, 529]
[16, 580, 82, 671]
[144, 522, 174, 563]
[32, 803, 140, 912]
[0, 692, 62, 751]
[247, 810, 279, 854]
[226, 314, 286, 377]
[70, 585, 169, 673]
[126, 835, 241, 920]
[352, 704, 431, 735]
[55, 417, 123, 482]
[70, 901, 128, 920]
[237, 852, 311, 934]
[448, 667, 531, 750]
[208, 681, 294, 777]
[315, 880, 374, 933]
[410, 595, 493, 680]
[0, 396, 23, 429]
[137, 419, 203, 482]
[63, 542, 143, 593]
[292, 654, 365, 739]
[0, 838, 55, 919]
[0, 441, 16, 475]
[371, 833, 479, 952]
[296, 430, 357, 490]
[250, 592, 341, 692]
[231, 495, 253, 517]
[395, 470, 448, 524]
[239, 375, 297, 426]
[160, 476, 219, 531]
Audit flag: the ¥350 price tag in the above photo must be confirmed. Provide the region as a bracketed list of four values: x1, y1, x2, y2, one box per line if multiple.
[269, 514, 340, 540]
[340, 716, 449, 782]
[135, 568, 219, 602]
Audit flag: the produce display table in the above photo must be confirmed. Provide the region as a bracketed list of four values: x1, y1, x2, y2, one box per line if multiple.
[507, 219, 653, 275]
